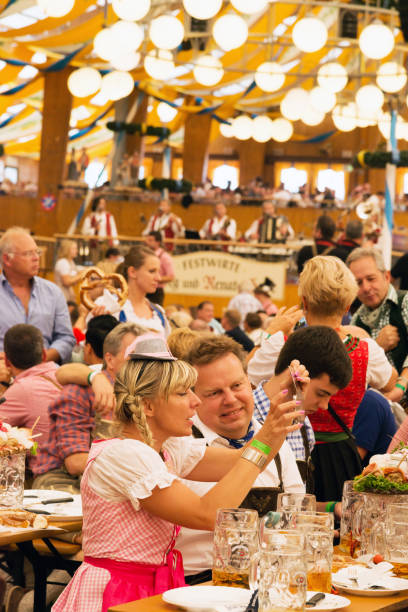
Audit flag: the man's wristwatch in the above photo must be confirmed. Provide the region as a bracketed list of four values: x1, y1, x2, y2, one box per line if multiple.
[240, 447, 268, 470]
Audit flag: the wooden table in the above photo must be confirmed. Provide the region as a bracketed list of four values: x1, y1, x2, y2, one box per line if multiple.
[108, 589, 408, 612]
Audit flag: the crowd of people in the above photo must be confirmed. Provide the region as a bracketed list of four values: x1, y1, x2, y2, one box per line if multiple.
[0, 216, 408, 611]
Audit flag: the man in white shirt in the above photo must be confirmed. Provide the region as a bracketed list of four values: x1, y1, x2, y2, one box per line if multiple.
[81, 197, 119, 246]
[245, 200, 294, 242]
[177, 335, 304, 583]
[142, 199, 184, 244]
[199, 203, 237, 241]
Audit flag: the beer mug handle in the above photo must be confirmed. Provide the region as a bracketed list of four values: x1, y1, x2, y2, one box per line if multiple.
[249, 552, 260, 591]
[260, 512, 281, 541]
[370, 520, 386, 556]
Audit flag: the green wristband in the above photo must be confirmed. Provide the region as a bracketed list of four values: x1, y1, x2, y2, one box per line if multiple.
[250, 439, 271, 456]
[325, 501, 337, 513]
[87, 371, 93, 386]
[396, 383, 406, 393]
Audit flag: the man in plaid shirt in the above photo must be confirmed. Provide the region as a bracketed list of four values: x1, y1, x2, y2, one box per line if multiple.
[33, 322, 143, 493]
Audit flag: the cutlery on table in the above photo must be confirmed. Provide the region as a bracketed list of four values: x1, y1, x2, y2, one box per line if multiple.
[25, 497, 74, 505]
[306, 592, 325, 607]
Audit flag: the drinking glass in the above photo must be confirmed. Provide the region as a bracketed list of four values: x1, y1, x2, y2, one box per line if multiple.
[339, 480, 364, 557]
[275, 493, 316, 528]
[0, 450, 25, 508]
[260, 528, 305, 552]
[304, 531, 333, 593]
[290, 511, 334, 532]
[250, 548, 307, 612]
[384, 504, 408, 577]
[212, 508, 259, 589]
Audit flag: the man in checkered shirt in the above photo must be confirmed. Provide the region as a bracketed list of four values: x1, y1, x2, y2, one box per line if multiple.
[32, 322, 144, 493]
[348, 247, 408, 404]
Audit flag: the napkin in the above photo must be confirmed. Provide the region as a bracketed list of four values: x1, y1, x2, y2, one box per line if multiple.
[333, 563, 408, 590]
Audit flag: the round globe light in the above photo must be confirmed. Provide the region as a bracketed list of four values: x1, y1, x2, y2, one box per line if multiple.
[110, 50, 141, 72]
[355, 106, 379, 128]
[280, 88, 309, 121]
[300, 102, 325, 126]
[332, 104, 356, 132]
[231, 0, 268, 15]
[356, 84, 384, 113]
[183, 0, 222, 20]
[398, 121, 408, 141]
[67, 67, 102, 98]
[157, 102, 178, 123]
[149, 15, 184, 50]
[193, 55, 224, 86]
[110, 21, 144, 54]
[317, 62, 348, 93]
[292, 18, 328, 53]
[271, 118, 293, 142]
[309, 86, 336, 113]
[94, 28, 116, 61]
[232, 115, 253, 140]
[112, 0, 150, 21]
[144, 49, 175, 80]
[252, 115, 274, 142]
[213, 14, 248, 51]
[255, 62, 285, 92]
[100, 70, 134, 101]
[376, 61, 407, 93]
[359, 22, 394, 60]
[220, 121, 234, 138]
[37, 0, 74, 18]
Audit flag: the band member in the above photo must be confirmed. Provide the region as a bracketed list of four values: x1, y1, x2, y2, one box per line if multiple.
[244, 201, 294, 243]
[199, 203, 237, 241]
[81, 197, 119, 247]
[142, 200, 184, 246]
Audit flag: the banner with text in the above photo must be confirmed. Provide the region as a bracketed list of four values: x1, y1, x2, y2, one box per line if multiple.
[167, 252, 286, 299]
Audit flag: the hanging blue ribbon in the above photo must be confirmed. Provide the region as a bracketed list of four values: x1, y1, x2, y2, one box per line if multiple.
[0, 57, 29, 67]
[299, 130, 336, 144]
[45, 45, 86, 72]
[3, 0, 18, 8]
[0, 107, 23, 128]
[212, 115, 231, 125]
[390, 110, 400, 165]
[68, 107, 111, 141]
[0, 79, 34, 95]
[241, 80, 256, 98]
[197, 103, 222, 114]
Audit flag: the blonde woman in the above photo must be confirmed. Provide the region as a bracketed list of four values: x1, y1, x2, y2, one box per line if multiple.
[54, 240, 83, 302]
[52, 333, 304, 612]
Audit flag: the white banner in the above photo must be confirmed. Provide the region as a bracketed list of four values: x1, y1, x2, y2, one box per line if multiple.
[167, 251, 286, 299]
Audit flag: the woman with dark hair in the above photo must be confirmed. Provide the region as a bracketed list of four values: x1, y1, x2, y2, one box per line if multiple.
[81, 197, 118, 247]
[52, 333, 304, 612]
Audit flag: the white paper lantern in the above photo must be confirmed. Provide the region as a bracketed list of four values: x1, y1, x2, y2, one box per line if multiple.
[292, 18, 328, 53]
[110, 21, 144, 54]
[317, 62, 348, 93]
[233, 115, 253, 140]
[220, 121, 234, 138]
[332, 104, 357, 132]
[193, 55, 224, 86]
[231, 0, 268, 15]
[183, 0, 222, 20]
[300, 102, 325, 126]
[112, 0, 150, 21]
[157, 102, 178, 123]
[271, 118, 293, 142]
[149, 15, 184, 50]
[255, 62, 285, 92]
[355, 106, 379, 128]
[110, 50, 141, 72]
[144, 49, 175, 80]
[356, 84, 384, 112]
[67, 67, 102, 98]
[213, 14, 248, 51]
[376, 62, 407, 93]
[37, 0, 74, 18]
[252, 115, 274, 142]
[100, 70, 134, 101]
[359, 23, 394, 60]
[280, 88, 309, 121]
[94, 28, 116, 61]
[309, 86, 336, 113]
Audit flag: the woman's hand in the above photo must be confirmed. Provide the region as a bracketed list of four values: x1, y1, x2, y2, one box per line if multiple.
[264, 306, 304, 336]
[263, 359, 310, 403]
[256, 389, 304, 455]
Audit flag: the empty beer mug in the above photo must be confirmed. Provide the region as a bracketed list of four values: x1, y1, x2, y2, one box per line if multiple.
[212, 508, 259, 589]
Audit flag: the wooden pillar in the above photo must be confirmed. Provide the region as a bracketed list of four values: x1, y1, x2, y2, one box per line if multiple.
[36, 68, 72, 235]
[183, 112, 212, 184]
[238, 140, 266, 186]
[125, 91, 148, 160]
[110, 98, 128, 187]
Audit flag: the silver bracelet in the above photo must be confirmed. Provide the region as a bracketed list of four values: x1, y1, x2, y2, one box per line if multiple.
[240, 447, 268, 470]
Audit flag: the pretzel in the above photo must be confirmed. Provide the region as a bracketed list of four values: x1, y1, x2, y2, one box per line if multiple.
[79, 267, 128, 311]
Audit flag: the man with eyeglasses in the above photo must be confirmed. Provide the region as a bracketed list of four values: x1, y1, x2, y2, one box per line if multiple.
[0, 227, 75, 364]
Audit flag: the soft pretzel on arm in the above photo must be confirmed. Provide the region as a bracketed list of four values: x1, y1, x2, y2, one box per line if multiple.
[79, 267, 128, 311]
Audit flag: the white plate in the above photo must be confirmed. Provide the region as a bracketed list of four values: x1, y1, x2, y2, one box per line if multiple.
[23, 489, 82, 519]
[306, 591, 350, 611]
[332, 580, 408, 597]
[162, 586, 252, 612]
